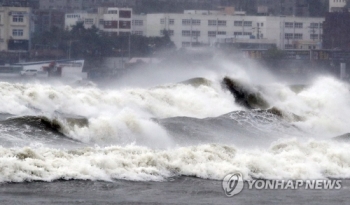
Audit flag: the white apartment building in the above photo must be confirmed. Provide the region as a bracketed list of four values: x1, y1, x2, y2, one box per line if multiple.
[141, 11, 324, 50]
[329, 0, 347, 12]
[0, 7, 31, 51]
[65, 7, 132, 35]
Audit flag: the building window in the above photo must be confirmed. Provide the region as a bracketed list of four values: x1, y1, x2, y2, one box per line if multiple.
[182, 30, 191, 36]
[285, 33, 293, 39]
[133, 20, 143, 26]
[217, 31, 226, 35]
[182, 19, 200, 25]
[182, 42, 191, 47]
[208, 31, 216, 37]
[208, 20, 217, 26]
[169, 19, 174, 25]
[218, 20, 226, 26]
[99, 19, 104, 25]
[310, 34, 318, 40]
[107, 10, 118, 14]
[84, 18, 93, 24]
[160, 18, 165, 24]
[294, 33, 303, 39]
[192, 19, 200, 25]
[119, 10, 131, 18]
[243, 32, 252, 36]
[168, 30, 174, 36]
[294, 22, 303, 28]
[67, 14, 80, 18]
[285, 22, 293, 28]
[119, 21, 131, 29]
[243, 21, 252, 27]
[285, 44, 294, 49]
[12, 29, 23, 36]
[13, 15, 24, 22]
[133, 31, 143, 35]
[234, 32, 242, 36]
[192, 30, 200, 36]
[234, 21, 243, 26]
[119, 32, 131, 36]
[182, 19, 191, 25]
[310, 23, 319, 28]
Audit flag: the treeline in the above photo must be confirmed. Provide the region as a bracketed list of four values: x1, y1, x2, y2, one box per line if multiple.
[31, 22, 175, 60]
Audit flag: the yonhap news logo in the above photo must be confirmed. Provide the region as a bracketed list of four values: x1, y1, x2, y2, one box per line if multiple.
[222, 172, 244, 197]
[222, 173, 342, 197]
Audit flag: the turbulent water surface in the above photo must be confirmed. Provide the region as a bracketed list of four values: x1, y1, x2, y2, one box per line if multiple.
[0, 62, 350, 204]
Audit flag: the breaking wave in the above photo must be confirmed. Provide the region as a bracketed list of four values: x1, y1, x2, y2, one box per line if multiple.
[1, 74, 350, 183]
[1, 139, 350, 183]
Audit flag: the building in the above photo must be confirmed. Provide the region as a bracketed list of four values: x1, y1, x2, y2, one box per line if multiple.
[329, 0, 347, 12]
[40, 0, 220, 13]
[39, 0, 84, 11]
[33, 10, 65, 33]
[65, 7, 132, 36]
[255, 0, 309, 16]
[141, 10, 324, 50]
[0, 6, 31, 51]
[64, 7, 324, 50]
[323, 11, 350, 50]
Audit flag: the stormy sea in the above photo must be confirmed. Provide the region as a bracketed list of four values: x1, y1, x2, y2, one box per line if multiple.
[0, 58, 350, 204]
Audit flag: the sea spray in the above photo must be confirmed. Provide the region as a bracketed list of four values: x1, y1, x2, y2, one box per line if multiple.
[1, 139, 350, 183]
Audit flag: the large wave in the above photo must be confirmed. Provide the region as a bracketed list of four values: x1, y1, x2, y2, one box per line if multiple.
[1, 69, 350, 182]
[1, 139, 350, 183]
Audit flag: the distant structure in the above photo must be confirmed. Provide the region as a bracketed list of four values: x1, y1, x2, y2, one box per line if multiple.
[323, 11, 350, 50]
[0, 6, 31, 51]
[39, 0, 222, 13]
[65, 7, 132, 36]
[137, 10, 323, 50]
[0, 0, 39, 8]
[65, 6, 323, 50]
[33, 10, 65, 33]
[255, 0, 309, 16]
[329, 0, 348, 12]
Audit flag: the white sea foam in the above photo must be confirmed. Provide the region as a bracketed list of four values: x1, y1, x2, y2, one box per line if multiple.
[0, 81, 238, 145]
[0, 139, 349, 183]
[260, 77, 350, 137]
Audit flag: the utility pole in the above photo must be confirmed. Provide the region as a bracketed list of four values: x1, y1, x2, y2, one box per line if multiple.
[309, 24, 317, 41]
[128, 34, 131, 59]
[256, 22, 261, 39]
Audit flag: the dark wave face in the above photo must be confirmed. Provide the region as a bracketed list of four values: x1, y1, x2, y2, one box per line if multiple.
[0, 114, 85, 148]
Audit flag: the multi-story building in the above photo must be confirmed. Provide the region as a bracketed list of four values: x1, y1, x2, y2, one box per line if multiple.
[141, 10, 324, 50]
[323, 11, 350, 49]
[39, 0, 84, 11]
[0, 0, 39, 9]
[33, 10, 65, 33]
[255, 0, 309, 16]
[40, 0, 221, 13]
[0, 6, 31, 51]
[64, 7, 324, 50]
[329, 0, 347, 12]
[65, 7, 132, 36]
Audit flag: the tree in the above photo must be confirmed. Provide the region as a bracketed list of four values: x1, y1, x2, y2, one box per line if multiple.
[263, 46, 286, 60]
[31, 22, 176, 59]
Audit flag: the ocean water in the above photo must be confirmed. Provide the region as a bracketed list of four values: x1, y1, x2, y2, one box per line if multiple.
[0, 59, 350, 204]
